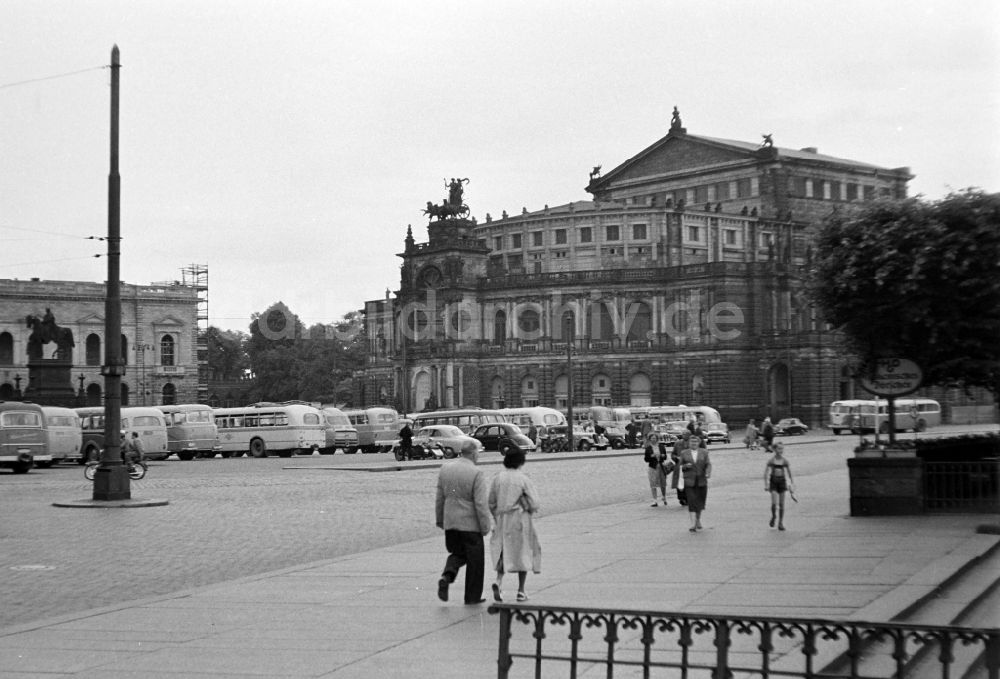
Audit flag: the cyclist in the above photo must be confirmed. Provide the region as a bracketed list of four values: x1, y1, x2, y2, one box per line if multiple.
[125, 431, 146, 466]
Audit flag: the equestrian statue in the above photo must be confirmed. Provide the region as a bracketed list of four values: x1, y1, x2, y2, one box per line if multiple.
[26, 308, 75, 361]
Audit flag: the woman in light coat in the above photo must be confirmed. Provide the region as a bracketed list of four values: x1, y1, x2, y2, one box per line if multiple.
[489, 449, 541, 602]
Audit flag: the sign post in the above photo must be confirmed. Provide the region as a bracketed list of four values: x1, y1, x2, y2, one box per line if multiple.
[857, 358, 923, 446]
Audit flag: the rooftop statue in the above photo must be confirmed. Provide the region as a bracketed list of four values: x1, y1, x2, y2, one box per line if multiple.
[422, 177, 470, 221]
[26, 308, 75, 360]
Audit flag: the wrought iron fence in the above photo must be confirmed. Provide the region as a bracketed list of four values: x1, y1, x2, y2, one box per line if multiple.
[490, 604, 999, 679]
[924, 459, 1000, 512]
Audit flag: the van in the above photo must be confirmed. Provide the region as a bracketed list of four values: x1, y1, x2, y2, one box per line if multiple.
[41, 405, 83, 465]
[0, 401, 51, 473]
[319, 406, 359, 454]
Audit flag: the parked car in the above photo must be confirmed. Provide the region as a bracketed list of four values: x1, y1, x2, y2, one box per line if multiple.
[472, 422, 535, 455]
[410, 425, 478, 459]
[703, 422, 731, 444]
[775, 418, 809, 436]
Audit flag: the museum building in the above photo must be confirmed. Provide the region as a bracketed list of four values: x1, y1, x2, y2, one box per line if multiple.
[0, 276, 204, 406]
[356, 111, 989, 427]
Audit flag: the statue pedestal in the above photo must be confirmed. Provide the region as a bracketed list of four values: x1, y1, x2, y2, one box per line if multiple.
[23, 359, 78, 407]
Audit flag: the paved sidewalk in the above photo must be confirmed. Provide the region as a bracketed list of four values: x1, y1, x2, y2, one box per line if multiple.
[1, 466, 997, 678]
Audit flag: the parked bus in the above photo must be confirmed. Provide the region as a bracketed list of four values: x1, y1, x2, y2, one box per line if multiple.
[157, 404, 219, 460]
[829, 398, 941, 435]
[342, 406, 400, 454]
[319, 406, 359, 454]
[214, 403, 325, 458]
[121, 406, 171, 460]
[502, 407, 567, 437]
[411, 408, 507, 436]
[0, 401, 51, 473]
[566, 405, 632, 448]
[76, 406, 106, 463]
[630, 405, 723, 426]
[41, 405, 83, 465]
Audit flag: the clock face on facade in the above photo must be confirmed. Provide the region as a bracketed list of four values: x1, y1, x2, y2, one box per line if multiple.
[420, 266, 442, 288]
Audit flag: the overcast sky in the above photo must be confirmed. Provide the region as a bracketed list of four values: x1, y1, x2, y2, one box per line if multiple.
[2, 1, 998, 333]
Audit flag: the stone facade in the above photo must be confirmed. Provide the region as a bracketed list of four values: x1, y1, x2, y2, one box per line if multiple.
[354, 113, 991, 427]
[0, 278, 202, 406]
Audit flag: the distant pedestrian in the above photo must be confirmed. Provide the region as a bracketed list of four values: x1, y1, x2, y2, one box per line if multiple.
[671, 432, 689, 506]
[435, 439, 491, 605]
[764, 442, 794, 531]
[526, 423, 538, 445]
[679, 434, 711, 532]
[625, 420, 637, 447]
[744, 419, 759, 450]
[489, 449, 541, 603]
[399, 422, 413, 460]
[643, 433, 671, 506]
[761, 417, 775, 452]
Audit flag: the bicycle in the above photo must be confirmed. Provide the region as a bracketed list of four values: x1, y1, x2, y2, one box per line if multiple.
[84, 457, 147, 481]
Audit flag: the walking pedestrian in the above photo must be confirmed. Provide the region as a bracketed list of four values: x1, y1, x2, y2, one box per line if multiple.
[488, 449, 541, 603]
[671, 432, 689, 506]
[761, 416, 775, 452]
[435, 439, 491, 605]
[679, 434, 711, 532]
[764, 441, 794, 530]
[643, 433, 671, 506]
[399, 421, 413, 460]
[744, 419, 759, 450]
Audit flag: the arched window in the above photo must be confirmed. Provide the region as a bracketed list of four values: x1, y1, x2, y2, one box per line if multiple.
[561, 310, 575, 343]
[592, 373, 612, 406]
[86, 333, 101, 366]
[160, 334, 175, 367]
[625, 301, 652, 344]
[589, 301, 615, 341]
[520, 374, 539, 407]
[553, 374, 569, 410]
[629, 373, 651, 407]
[121, 382, 130, 407]
[162, 383, 176, 405]
[121, 335, 129, 364]
[413, 370, 432, 412]
[86, 383, 102, 407]
[493, 310, 507, 346]
[491, 376, 505, 409]
[0, 383, 14, 400]
[0, 332, 13, 364]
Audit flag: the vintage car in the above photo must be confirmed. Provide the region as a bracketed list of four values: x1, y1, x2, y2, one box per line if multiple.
[775, 418, 809, 436]
[703, 422, 731, 444]
[472, 422, 535, 455]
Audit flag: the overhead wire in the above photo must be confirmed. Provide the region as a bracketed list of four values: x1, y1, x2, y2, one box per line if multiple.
[0, 65, 108, 90]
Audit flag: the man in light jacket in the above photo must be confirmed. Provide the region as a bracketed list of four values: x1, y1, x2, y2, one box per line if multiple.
[435, 438, 491, 604]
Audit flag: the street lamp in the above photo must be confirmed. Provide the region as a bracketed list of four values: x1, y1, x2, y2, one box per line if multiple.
[133, 343, 153, 406]
[564, 318, 574, 452]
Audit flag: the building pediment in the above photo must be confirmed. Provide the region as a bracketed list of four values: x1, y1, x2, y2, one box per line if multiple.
[594, 133, 757, 192]
[151, 315, 185, 327]
[76, 312, 105, 325]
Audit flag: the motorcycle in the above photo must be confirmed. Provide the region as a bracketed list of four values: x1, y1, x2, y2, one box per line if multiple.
[394, 441, 445, 462]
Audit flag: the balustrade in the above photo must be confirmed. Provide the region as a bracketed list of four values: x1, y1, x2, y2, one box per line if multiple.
[490, 604, 999, 679]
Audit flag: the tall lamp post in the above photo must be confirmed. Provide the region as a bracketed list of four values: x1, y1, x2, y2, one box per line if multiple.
[92, 44, 128, 501]
[565, 318, 574, 452]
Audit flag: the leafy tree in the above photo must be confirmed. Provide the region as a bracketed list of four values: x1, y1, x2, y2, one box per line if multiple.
[811, 189, 1000, 397]
[243, 304, 367, 404]
[204, 326, 248, 381]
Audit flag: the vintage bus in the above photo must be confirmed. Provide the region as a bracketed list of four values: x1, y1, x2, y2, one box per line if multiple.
[829, 398, 941, 435]
[501, 406, 567, 438]
[214, 403, 325, 457]
[630, 405, 724, 426]
[0, 401, 51, 473]
[76, 406, 106, 462]
[157, 404, 220, 460]
[41, 405, 83, 465]
[342, 406, 400, 454]
[319, 406, 359, 454]
[121, 407, 171, 460]
[566, 405, 633, 448]
[411, 408, 507, 436]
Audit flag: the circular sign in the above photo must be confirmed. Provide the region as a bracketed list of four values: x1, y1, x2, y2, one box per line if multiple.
[858, 358, 923, 396]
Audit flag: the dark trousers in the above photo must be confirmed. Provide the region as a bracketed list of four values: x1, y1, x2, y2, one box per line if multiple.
[442, 529, 485, 604]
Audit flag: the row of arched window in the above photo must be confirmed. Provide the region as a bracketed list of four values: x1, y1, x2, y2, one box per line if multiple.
[0, 332, 177, 366]
[0, 381, 178, 406]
